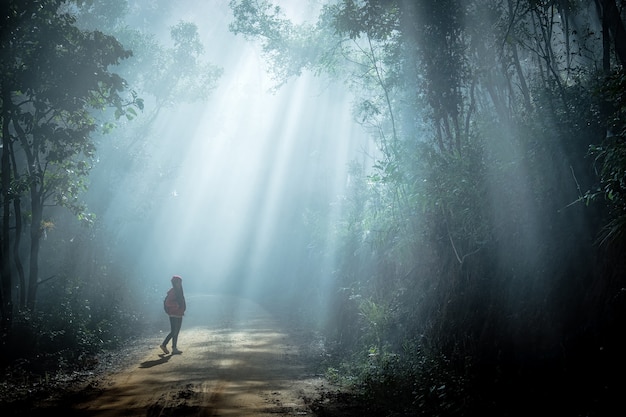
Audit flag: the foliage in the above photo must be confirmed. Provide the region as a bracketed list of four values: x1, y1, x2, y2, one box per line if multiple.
[229, 0, 326, 89]
[325, 338, 472, 417]
[588, 70, 626, 246]
[5, 277, 138, 365]
[1, 208, 146, 366]
[229, 0, 626, 415]
[0, 0, 144, 320]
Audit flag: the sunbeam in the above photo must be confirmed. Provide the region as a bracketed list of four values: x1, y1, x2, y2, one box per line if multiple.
[109, 1, 372, 305]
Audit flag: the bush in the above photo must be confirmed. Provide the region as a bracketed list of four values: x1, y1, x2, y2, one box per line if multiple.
[326, 339, 472, 417]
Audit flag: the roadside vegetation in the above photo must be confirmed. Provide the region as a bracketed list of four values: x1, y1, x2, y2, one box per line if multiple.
[229, 1, 626, 415]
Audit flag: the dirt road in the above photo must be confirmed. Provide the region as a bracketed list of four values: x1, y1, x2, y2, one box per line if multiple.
[71, 295, 325, 416]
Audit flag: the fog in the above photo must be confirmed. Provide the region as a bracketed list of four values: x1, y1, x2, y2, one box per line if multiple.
[85, 0, 372, 312]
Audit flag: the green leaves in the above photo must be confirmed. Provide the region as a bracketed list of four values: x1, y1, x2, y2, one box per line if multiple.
[229, 0, 327, 87]
[332, 0, 399, 41]
[0, 0, 142, 312]
[588, 70, 626, 245]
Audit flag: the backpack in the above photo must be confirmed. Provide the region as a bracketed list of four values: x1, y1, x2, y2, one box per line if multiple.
[163, 295, 168, 313]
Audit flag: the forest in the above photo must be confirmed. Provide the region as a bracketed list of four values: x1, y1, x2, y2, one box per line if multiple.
[1, 0, 626, 416]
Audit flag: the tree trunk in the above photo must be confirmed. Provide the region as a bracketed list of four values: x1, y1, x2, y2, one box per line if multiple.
[602, 0, 626, 68]
[26, 187, 43, 311]
[0, 83, 14, 339]
[8, 144, 25, 307]
[597, 0, 612, 73]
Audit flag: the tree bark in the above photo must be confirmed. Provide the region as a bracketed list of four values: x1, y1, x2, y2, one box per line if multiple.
[0, 83, 14, 339]
[9, 144, 25, 307]
[602, 0, 626, 68]
[26, 186, 42, 311]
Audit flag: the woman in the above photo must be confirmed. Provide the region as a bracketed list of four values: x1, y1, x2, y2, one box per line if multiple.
[160, 275, 186, 355]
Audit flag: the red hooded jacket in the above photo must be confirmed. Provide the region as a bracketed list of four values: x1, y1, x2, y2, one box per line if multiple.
[164, 287, 186, 317]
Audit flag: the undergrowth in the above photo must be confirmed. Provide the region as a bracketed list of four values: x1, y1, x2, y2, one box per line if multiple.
[324, 340, 473, 416]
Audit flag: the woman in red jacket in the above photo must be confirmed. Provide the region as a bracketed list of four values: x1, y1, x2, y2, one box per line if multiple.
[160, 275, 186, 355]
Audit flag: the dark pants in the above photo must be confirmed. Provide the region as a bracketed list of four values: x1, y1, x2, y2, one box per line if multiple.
[162, 316, 183, 348]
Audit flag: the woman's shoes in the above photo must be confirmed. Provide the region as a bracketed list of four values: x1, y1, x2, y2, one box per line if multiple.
[159, 344, 181, 355]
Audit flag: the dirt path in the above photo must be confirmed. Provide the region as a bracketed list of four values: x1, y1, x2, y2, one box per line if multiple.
[71, 295, 325, 416]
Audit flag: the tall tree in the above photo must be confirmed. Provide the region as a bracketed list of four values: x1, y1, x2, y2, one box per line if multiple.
[0, 0, 139, 329]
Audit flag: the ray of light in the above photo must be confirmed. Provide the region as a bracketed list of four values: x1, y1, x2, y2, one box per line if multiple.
[88, 1, 373, 323]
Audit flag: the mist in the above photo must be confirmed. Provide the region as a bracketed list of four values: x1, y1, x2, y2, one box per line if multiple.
[83, 0, 372, 316]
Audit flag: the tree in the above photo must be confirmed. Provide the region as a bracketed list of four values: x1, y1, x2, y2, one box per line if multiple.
[0, 0, 140, 336]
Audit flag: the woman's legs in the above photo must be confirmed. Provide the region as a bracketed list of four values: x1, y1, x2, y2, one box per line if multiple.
[161, 317, 183, 353]
[171, 317, 182, 350]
